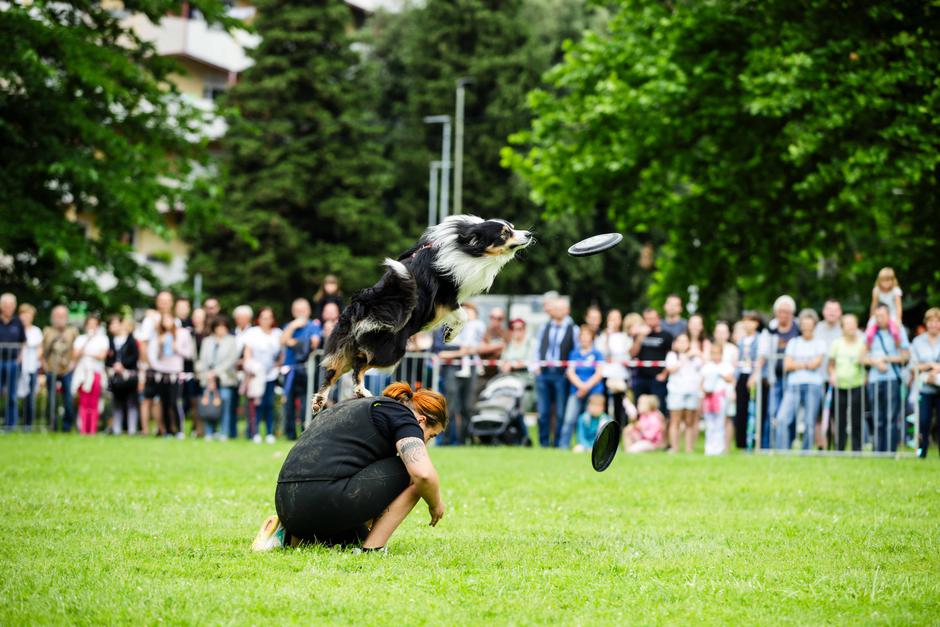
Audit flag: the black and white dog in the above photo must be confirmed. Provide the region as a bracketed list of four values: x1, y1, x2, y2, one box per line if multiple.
[312, 215, 533, 412]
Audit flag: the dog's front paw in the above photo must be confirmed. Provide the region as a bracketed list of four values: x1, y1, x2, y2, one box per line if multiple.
[443, 325, 457, 344]
[353, 385, 373, 399]
[311, 394, 327, 414]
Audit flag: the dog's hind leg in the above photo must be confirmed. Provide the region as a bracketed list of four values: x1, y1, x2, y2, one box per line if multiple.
[352, 353, 373, 399]
[311, 366, 344, 415]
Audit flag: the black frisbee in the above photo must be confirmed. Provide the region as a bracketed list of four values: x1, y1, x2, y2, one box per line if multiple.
[591, 419, 621, 472]
[568, 233, 623, 257]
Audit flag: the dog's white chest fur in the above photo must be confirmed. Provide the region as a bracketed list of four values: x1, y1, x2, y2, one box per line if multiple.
[433, 250, 513, 304]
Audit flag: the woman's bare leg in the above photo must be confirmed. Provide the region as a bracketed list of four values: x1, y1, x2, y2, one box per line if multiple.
[361, 484, 421, 549]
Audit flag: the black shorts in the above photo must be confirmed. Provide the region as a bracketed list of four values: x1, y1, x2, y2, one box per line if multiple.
[274, 457, 410, 546]
[143, 372, 159, 400]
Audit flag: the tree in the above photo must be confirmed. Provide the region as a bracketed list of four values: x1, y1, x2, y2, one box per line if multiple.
[364, 0, 647, 315]
[505, 0, 940, 317]
[186, 0, 402, 316]
[0, 1, 231, 311]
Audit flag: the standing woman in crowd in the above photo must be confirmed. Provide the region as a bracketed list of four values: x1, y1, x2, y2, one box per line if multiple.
[827, 314, 867, 452]
[911, 308, 940, 458]
[776, 309, 827, 450]
[598, 309, 631, 426]
[188, 307, 208, 436]
[148, 312, 193, 437]
[242, 307, 283, 444]
[687, 313, 711, 360]
[736, 311, 762, 450]
[72, 315, 109, 435]
[313, 275, 344, 320]
[197, 315, 239, 440]
[106, 316, 140, 435]
[18, 303, 42, 429]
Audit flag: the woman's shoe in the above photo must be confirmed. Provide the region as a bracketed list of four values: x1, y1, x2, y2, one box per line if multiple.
[251, 515, 285, 552]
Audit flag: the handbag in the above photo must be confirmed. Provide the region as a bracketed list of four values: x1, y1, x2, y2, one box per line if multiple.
[606, 377, 628, 394]
[198, 389, 223, 423]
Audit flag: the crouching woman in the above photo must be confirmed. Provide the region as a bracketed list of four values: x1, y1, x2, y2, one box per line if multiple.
[252, 382, 447, 553]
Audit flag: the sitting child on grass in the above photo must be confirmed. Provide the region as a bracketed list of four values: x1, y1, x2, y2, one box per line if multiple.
[623, 394, 665, 453]
[574, 393, 609, 452]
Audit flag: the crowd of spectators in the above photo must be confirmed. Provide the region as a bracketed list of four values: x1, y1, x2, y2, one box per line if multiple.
[1, 266, 939, 457]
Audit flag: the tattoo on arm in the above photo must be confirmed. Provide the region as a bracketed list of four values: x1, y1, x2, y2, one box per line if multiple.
[397, 437, 427, 465]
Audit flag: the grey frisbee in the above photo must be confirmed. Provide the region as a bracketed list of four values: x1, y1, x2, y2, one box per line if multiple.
[568, 233, 623, 257]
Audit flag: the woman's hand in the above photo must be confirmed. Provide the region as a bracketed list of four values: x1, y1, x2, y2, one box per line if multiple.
[429, 501, 445, 527]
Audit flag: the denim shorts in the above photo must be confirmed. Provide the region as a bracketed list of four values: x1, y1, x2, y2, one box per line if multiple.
[667, 392, 702, 412]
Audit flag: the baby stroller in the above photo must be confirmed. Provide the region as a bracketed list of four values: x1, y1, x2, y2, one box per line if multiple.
[467, 374, 531, 446]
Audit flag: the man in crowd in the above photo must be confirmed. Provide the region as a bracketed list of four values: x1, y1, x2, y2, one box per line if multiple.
[477, 306, 509, 385]
[230, 304, 254, 439]
[175, 298, 197, 431]
[41, 305, 79, 431]
[138, 290, 175, 435]
[0, 293, 26, 428]
[814, 298, 843, 447]
[661, 294, 688, 338]
[864, 304, 909, 452]
[280, 298, 321, 440]
[203, 298, 221, 319]
[754, 295, 799, 448]
[532, 296, 576, 447]
[629, 307, 672, 413]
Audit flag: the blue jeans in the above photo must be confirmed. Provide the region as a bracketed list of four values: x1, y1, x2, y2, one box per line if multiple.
[282, 367, 308, 440]
[22, 372, 38, 428]
[47, 372, 74, 431]
[1, 361, 19, 428]
[203, 387, 233, 437]
[558, 392, 588, 449]
[764, 378, 787, 449]
[535, 370, 569, 447]
[868, 380, 901, 452]
[775, 383, 822, 450]
[224, 386, 239, 438]
[918, 392, 940, 458]
[249, 380, 276, 438]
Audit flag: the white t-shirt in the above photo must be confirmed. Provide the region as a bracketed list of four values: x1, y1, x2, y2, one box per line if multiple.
[701, 360, 733, 394]
[599, 331, 632, 380]
[876, 286, 902, 320]
[74, 331, 109, 372]
[784, 336, 827, 386]
[22, 325, 43, 374]
[665, 352, 702, 395]
[242, 326, 283, 381]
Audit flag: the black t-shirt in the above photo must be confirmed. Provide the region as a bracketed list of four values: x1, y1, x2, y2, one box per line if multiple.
[636, 329, 674, 378]
[370, 400, 424, 444]
[277, 397, 421, 483]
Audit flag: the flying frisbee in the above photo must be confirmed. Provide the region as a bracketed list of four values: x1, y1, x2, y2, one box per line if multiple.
[591, 418, 621, 472]
[567, 233, 623, 257]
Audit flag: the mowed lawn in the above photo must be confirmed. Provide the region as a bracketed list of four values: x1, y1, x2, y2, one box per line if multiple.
[1, 434, 938, 625]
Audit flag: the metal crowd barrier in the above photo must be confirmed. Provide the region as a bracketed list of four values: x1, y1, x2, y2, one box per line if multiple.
[303, 350, 440, 427]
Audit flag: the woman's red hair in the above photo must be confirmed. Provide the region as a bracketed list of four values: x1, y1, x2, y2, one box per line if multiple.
[382, 382, 449, 429]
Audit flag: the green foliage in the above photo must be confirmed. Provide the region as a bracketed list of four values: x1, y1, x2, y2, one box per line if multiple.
[2, 435, 938, 623]
[505, 0, 940, 315]
[185, 0, 405, 316]
[0, 1, 232, 311]
[364, 0, 647, 315]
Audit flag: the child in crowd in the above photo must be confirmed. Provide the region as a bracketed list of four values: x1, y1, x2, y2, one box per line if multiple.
[623, 394, 665, 452]
[574, 393, 608, 452]
[665, 333, 703, 453]
[701, 343, 734, 454]
[866, 267, 903, 345]
[559, 326, 606, 448]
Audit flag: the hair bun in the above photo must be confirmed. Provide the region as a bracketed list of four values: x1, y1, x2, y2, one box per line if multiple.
[381, 381, 414, 402]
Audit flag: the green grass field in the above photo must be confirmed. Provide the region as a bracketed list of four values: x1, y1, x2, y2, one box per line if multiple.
[1, 434, 938, 625]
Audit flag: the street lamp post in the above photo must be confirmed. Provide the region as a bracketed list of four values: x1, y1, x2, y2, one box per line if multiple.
[453, 77, 474, 216]
[428, 160, 442, 227]
[423, 115, 451, 222]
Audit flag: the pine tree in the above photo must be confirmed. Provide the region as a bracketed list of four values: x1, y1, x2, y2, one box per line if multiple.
[188, 0, 403, 315]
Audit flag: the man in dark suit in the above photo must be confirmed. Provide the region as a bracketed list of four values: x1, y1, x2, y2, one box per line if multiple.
[532, 296, 576, 447]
